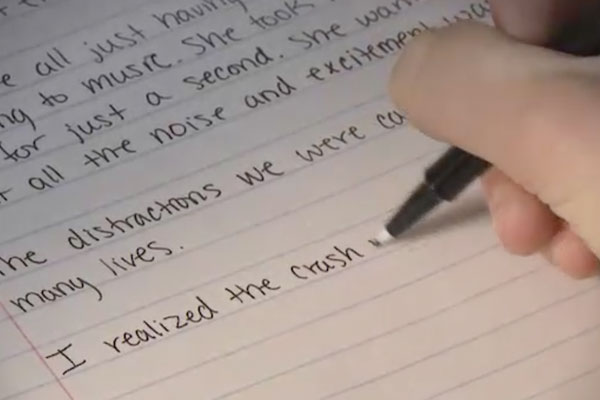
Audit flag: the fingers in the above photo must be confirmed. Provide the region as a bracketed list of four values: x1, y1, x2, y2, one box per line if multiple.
[482, 169, 599, 279]
[390, 21, 600, 257]
[545, 226, 600, 279]
[481, 169, 558, 256]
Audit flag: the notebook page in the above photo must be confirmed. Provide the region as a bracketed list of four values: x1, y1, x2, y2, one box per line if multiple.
[0, 0, 598, 399]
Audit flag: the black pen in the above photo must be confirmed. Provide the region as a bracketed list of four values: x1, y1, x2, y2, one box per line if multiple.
[373, 6, 600, 247]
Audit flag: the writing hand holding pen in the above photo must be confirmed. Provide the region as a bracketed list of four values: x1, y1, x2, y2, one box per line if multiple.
[387, 0, 600, 279]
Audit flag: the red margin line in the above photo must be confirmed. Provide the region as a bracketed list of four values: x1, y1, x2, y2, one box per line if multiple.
[0, 301, 74, 400]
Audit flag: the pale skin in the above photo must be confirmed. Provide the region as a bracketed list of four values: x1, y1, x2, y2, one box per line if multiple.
[389, 0, 600, 279]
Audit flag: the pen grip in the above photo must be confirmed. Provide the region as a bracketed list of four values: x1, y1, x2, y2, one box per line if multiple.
[422, 5, 600, 203]
[425, 147, 490, 201]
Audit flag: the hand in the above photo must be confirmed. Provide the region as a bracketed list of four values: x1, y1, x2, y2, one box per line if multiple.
[389, 0, 600, 279]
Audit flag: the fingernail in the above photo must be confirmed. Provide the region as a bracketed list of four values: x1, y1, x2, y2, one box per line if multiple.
[484, 178, 522, 239]
[389, 29, 437, 102]
[484, 178, 511, 214]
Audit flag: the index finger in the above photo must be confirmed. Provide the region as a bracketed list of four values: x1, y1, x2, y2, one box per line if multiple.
[388, 21, 600, 194]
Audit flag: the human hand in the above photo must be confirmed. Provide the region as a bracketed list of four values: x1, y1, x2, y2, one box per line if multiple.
[389, 0, 600, 278]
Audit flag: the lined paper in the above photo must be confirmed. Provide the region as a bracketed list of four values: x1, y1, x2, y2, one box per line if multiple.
[0, 0, 598, 399]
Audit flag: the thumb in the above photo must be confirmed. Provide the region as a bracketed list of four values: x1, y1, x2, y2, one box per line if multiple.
[390, 21, 600, 255]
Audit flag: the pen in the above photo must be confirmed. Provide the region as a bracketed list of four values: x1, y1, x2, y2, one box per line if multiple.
[373, 6, 600, 247]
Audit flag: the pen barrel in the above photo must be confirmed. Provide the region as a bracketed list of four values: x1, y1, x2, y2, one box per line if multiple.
[425, 147, 490, 201]
[548, 2, 600, 56]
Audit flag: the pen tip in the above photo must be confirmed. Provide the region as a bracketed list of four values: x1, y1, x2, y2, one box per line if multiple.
[371, 229, 394, 248]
